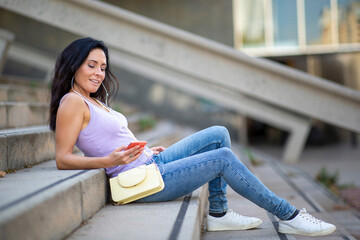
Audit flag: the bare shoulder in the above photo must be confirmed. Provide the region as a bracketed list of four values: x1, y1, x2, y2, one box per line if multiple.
[60, 92, 86, 108]
[58, 92, 87, 115]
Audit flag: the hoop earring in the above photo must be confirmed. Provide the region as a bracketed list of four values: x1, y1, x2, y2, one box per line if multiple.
[102, 82, 109, 106]
[71, 76, 75, 91]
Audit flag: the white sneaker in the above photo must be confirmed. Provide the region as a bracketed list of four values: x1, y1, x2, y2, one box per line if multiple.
[207, 210, 263, 231]
[278, 208, 336, 236]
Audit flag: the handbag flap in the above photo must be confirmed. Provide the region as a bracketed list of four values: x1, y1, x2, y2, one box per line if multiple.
[117, 167, 147, 188]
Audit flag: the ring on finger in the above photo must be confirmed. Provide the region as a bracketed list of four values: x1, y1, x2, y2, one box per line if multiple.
[130, 154, 133, 157]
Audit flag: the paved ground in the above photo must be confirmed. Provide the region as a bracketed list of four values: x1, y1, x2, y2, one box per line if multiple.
[257, 142, 360, 187]
[257, 141, 360, 212]
[202, 142, 360, 240]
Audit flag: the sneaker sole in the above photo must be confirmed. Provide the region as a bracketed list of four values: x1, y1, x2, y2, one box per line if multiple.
[207, 219, 263, 231]
[278, 225, 336, 236]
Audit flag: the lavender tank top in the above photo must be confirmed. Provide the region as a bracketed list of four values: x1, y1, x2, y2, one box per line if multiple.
[60, 93, 153, 178]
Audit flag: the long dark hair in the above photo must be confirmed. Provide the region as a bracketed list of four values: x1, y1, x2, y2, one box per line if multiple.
[49, 37, 119, 131]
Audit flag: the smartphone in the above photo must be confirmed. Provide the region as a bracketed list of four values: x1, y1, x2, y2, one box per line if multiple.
[125, 141, 147, 150]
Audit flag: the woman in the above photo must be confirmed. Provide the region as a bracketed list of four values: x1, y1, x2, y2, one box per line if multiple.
[50, 37, 336, 237]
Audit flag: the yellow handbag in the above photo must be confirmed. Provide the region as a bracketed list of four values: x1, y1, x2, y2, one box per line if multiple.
[109, 163, 165, 204]
[92, 103, 165, 205]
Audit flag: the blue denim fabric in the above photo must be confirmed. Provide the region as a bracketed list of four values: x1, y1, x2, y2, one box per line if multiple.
[138, 126, 296, 220]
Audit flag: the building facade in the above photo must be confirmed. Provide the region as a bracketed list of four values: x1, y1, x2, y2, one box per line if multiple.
[233, 0, 360, 90]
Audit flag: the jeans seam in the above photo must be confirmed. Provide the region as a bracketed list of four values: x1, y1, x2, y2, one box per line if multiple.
[161, 158, 226, 214]
[189, 141, 221, 157]
[224, 157, 274, 207]
[208, 168, 228, 214]
[161, 159, 220, 177]
[156, 143, 222, 165]
[225, 158, 294, 218]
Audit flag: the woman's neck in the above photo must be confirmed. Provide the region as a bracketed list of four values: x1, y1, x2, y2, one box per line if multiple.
[72, 83, 91, 98]
[70, 83, 110, 111]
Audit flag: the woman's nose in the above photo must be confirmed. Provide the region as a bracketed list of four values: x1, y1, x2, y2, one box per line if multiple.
[95, 67, 103, 76]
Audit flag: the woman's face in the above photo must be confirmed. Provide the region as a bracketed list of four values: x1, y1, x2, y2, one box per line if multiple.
[73, 48, 107, 96]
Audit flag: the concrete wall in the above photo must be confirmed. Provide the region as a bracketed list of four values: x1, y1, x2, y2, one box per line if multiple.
[102, 0, 234, 47]
[111, 65, 243, 139]
[267, 52, 360, 145]
[268, 52, 360, 92]
[0, 9, 76, 56]
[320, 52, 360, 91]
[0, 8, 78, 79]
[0, 7, 243, 140]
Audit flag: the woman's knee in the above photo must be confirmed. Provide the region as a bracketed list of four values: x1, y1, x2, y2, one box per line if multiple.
[218, 145, 231, 153]
[209, 126, 231, 147]
[217, 147, 246, 167]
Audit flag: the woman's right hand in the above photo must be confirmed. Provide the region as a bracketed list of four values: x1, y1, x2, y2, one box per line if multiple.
[108, 145, 145, 166]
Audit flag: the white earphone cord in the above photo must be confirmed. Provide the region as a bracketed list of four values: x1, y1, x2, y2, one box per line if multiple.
[71, 76, 109, 107]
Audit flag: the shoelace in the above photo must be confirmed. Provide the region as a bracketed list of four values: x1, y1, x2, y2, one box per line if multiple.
[299, 208, 323, 224]
[227, 210, 247, 219]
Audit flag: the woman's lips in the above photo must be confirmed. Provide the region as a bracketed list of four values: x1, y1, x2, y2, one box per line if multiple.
[89, 79, 100, 85]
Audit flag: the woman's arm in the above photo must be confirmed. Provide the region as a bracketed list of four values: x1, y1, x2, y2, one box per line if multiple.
[55, 93, 143, 170]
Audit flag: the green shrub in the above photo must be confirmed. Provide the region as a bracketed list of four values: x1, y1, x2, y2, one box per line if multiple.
[316, 166, 339, 194]
[138, 116, 156, 131]
[244, 148, 262, 166]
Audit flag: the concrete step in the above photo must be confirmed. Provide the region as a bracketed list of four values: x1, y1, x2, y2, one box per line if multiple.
[0, 125, 55, 172]
[0, 162, 107, 240]
[66, 124, 204, 240]
[0, 101, 153, 130]
[0, 111, 163, 172]
[67, 185, 208, 240]
[202, 188, 357, 240]
[202, 145, 359, 239]
[0, 83, 49, 103]
[0, 75, 48, 88]
[249, 148, 360, 239]
[0, 102, 49, 129]
[0, 120, 193, 240]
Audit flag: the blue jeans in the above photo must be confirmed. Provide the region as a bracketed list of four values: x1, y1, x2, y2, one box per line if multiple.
[138, 126, 296, 220]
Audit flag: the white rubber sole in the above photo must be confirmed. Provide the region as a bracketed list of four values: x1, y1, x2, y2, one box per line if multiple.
[278, 225, 337, 236]
[207, 219, 263, 231]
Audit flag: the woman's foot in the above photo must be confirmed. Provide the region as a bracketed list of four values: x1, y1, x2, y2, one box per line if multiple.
[207, 210, 263, 231]
[278, 208, 336, 236]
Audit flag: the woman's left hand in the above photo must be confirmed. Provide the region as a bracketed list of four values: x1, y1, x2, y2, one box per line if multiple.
[151, 146, 166, 155]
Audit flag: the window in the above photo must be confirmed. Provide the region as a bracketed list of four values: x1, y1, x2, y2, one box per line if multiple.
[233, 0, 360, 56]
[338, 0, 360, 43]
[305, 0, 332, 45]
[240, 0, 266, 48]
[273, 0, 298, 46]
